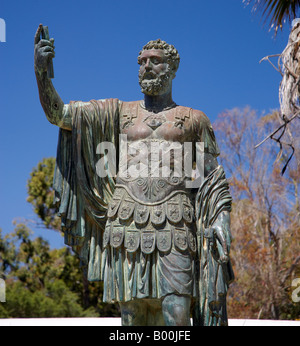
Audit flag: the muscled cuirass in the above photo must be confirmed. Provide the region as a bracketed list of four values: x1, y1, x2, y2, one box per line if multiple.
[104, 101, 198, 255]
[117, 101, 196, 201]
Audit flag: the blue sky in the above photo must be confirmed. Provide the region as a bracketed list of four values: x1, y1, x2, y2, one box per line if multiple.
[0, 0, 292, 248]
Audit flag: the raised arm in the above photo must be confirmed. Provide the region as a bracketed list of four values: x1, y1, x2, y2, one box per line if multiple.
[34, 24, 70, 130]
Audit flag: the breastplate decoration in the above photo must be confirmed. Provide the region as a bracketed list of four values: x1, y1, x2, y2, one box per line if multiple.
[143, 113, 166, 130]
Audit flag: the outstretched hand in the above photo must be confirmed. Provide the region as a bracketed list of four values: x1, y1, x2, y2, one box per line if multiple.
[34, 24, 55, 75]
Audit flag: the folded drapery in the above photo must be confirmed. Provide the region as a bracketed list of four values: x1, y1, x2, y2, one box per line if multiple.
[193, 165, 234, 326]
[53, 98, 120, 279]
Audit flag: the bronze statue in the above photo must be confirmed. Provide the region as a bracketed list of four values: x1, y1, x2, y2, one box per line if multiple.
[34, 23, 234, 326]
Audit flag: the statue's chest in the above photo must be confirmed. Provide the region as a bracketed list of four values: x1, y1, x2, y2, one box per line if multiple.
[120, 102, 193, 143]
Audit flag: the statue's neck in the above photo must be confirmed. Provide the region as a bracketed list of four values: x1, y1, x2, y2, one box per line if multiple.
[143, 91, 175, 112]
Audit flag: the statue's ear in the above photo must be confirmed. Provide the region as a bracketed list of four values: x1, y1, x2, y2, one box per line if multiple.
[171, 62, 179, 77]
[168, 65, 176, 79]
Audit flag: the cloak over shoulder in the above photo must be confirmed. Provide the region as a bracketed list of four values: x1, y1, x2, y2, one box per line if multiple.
[53, 98, 120, 280]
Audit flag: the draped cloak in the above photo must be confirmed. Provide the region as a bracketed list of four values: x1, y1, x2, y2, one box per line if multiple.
[52, 98, 234, 325]
[53, 98, 120, 280]
[193, 165, 234, 326]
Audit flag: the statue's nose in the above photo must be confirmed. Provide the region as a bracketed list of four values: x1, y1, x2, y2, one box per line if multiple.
[145, 59, 152, 70]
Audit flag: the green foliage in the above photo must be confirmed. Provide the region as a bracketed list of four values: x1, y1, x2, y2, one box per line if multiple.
[3, 281, 92, 318]
[0, 224, 119, 318]
[27, 157, 60, 230]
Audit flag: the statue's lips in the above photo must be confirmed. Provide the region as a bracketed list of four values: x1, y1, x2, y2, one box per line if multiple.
[141, 72, 156, 80]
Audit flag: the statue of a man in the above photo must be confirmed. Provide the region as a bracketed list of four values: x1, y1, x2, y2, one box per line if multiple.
[34, 24, 234, 326]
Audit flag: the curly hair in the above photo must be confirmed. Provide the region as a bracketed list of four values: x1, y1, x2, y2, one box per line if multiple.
[137, 39, 180, 73]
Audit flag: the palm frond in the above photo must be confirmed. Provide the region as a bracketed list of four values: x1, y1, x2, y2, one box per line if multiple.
[244, 0, 300, 33]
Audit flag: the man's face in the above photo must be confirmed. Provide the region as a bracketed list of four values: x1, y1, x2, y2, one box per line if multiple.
[138, 49, 173, 96]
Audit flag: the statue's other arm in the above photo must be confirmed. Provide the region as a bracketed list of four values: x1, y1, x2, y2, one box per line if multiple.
[204, 152, 218, 177]
[34, 24, 71, 130]
[191, 109, 220, 176]
[193, 109, 231, 262]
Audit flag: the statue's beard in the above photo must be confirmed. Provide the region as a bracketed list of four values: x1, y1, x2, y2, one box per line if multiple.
[139, 70, 172, 96]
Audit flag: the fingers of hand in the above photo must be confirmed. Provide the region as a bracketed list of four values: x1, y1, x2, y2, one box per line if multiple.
[34, 24, 43, 44]
[36, 39, 55, 59]
[220, 253, 229, 263]
[37, 39, 54, 48]
[44, 50, 55, 59]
